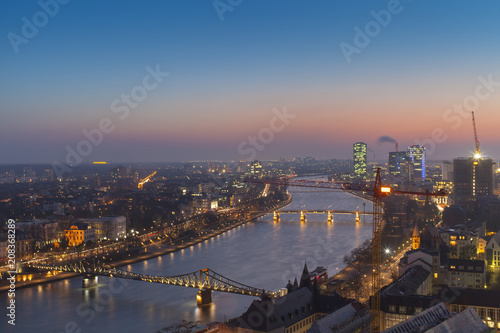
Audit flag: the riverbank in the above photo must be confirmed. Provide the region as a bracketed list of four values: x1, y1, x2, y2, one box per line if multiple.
[343, 189, 374, 202]
[0, 194, 292, 293]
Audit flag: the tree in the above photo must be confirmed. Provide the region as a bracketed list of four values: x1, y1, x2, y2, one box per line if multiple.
[343, 239, 371, 278]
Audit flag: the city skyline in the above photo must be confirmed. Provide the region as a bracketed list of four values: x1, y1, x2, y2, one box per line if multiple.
[2, 1, 500, 164]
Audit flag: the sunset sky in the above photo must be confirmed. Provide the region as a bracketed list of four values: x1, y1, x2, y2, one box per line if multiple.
[2, 0, 500, 164]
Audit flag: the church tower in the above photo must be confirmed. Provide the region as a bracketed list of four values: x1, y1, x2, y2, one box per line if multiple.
[412, 224, 420, 250]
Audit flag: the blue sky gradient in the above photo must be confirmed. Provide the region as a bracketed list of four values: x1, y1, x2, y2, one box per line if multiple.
[2, 0, 500, 163]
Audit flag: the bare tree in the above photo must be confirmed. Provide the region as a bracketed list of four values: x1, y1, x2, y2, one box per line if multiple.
[343, 239, 371, 277]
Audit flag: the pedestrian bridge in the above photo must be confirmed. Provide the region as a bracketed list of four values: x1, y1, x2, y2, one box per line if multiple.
[27, 260, 275, 305]
[278, 210, 374, 215]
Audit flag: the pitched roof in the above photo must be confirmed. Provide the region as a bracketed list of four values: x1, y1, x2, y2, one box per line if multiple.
[299, 262, 313, 290]
[488, 232, 500, 246]
[425, 307, 490, 333]
[227, 287, 350, 331]
[308, 302, 369, 333]
[413, 224, 419, 237]
[381, 266, 430, 297]
[439, 287, 500, 308]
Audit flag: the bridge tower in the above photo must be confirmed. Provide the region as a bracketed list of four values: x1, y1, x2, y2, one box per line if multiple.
[82, 274, 98, 288]
[300, 210, 306, 223]
[274, 211, 280, 222]
[197, 289, 212, 306]
[327, 211, 333, 223]
[355, 210, 360, 223]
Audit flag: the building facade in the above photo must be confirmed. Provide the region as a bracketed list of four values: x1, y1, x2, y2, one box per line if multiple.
[81, 216, 126, 240]
[353, 142, 367, 180]
[408, 145, 426, 182]
[444, 288, 500, 332]
[485, 233, 500, 271]
[388, 151, 409, 179]
[64, 223, 95, 247]
[453, 157, 495, 210]
[445, 259, 485, 289]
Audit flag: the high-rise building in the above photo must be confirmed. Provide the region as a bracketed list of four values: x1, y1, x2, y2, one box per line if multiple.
[442, 161, 453, 181]
[408, 145, 426, 182]
[453, 157, 494, 210]
[353, 142, 367, 179]
[250, 160, 262, 175]
[388, 151, 409, 179]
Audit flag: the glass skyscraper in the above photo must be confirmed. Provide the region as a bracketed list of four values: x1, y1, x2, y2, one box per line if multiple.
[408, 145, 426, 182]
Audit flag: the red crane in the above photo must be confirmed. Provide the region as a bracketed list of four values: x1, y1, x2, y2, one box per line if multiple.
[245, 169, 446, 332]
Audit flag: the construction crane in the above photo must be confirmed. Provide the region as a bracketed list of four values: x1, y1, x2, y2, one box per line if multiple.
[472, 111, 481, 159]
[244, 170, 446, 332]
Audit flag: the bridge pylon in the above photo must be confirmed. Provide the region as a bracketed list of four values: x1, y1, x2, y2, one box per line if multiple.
[83, 273, 98, 288]
[197, 288, 212, 306]
[300, 211, 306, 223]
[273, 211, 280, 222]
[355, 210, 360, 223]
[327, 211, 333, 223]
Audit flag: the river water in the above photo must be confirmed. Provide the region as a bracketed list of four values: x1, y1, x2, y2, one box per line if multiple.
[1, 176, 373, 333]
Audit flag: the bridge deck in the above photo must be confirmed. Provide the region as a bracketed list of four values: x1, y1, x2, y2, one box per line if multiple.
[276, 210, 373, 215]
[28, 261, 274, 297]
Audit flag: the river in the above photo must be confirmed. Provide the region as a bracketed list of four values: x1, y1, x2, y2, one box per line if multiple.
[1, 176, 373, 333]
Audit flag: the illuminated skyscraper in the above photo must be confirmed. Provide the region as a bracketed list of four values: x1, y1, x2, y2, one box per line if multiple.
[353, 142, 367, 179]
[250, 160, 262, 175]
[453, 156, 494, 210]
[388, 151, 409, 179]
[408, 145, 426, 182]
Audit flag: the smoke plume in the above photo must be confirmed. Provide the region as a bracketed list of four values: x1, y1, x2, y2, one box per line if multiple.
[378, 136, 397, 144]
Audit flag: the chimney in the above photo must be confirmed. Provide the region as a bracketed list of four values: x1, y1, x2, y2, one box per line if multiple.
[395, 142, 398, 152]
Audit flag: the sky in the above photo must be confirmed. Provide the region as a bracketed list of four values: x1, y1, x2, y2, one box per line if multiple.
[2, 0, 500, 164]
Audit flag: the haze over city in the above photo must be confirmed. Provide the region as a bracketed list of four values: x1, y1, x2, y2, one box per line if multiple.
[2, 1, 500, 163]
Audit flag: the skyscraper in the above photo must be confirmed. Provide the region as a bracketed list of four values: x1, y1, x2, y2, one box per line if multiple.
[250, 160, 262, 175]
[388, 151, 409, 179]
[353, 142, 367, 179]
[408, 145, 426, 182]
[442, 161, 453, 181]
[453, 156, 494, 210]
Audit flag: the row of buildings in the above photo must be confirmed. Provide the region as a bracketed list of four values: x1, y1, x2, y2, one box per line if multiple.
[353, 142, 426, 182]
[197, 261, 492, 333]
[0, 216, 126, 262]
[354, 141, 497, 213]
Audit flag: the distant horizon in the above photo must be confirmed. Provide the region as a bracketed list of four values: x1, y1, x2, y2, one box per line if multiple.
[0, 154, 493, 168]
